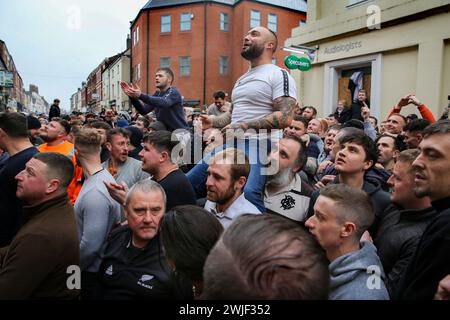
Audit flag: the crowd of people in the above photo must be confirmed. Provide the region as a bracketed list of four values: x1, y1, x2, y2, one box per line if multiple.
[0, 26, 449, 301]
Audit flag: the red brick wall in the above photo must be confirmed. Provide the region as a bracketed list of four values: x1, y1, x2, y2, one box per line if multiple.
[130, 1, 305, 107]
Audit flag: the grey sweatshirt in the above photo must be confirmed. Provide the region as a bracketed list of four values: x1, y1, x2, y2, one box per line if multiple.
[329, 241, 390, 300]
[74, 169, 121, 273]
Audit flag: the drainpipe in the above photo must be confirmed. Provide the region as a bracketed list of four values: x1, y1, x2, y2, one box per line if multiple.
[147, 10, 150, 93]
[203, 0, 207, 108]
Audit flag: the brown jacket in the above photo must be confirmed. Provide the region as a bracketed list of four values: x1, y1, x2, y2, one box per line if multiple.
[0, 194, 80, 299]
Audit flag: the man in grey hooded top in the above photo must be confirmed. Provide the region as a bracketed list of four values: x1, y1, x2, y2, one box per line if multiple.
[305, 184, 389, 300]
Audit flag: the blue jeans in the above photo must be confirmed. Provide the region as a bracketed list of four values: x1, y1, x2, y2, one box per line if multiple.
[187, 138, 272, 212]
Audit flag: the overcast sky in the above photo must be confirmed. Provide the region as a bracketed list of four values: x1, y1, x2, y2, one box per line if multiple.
[0, 0, 148, 112]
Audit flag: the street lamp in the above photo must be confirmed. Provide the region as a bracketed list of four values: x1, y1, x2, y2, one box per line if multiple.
[282, 45, 319, 62]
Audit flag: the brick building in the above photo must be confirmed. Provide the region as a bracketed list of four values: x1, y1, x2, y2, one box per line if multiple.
[0, 40, 25, 111]
[130, 0, 307, 108]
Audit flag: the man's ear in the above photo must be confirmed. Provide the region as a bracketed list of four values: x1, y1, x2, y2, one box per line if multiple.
[416, 133, 423, 143]
[46, 179, 61, 195]
[363, 159, 373, 171]
[234, 176, 247, 191]
[341, 222, 356, 238]
[105, 142, 112, 152]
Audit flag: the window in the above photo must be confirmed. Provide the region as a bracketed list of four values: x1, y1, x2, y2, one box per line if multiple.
[179, 56, 191, 76]
[219, 56, 229, 75]
[160, 57, 171, 68]
[134, 64, 141, 81]
[161, 15, 171, 33]
[272, 58, 277, 65]
[180, 13, 191, 31]
[133, 27, 140, 46]
[268, 14, 277, 32]
[250, 10, 260, 28]
[220, 13, 229, 31]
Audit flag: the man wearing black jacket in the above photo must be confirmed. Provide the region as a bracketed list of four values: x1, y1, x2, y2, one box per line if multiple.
[396, 120, 450, 300]
[48, 99, 61, 121]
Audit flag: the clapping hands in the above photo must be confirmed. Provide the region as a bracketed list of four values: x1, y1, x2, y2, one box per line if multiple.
[120, 81, 142, 99]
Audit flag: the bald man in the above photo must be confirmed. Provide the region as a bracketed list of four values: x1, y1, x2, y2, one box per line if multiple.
[188, 26, 298, 212]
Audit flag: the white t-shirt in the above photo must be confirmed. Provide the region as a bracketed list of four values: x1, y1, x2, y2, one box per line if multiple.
[231, 64, 297, 127]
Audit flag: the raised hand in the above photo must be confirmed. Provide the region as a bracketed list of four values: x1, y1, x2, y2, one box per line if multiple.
[104, 181, 129, 206]
[408, 95, 422, 107]
[200, 114, 213, 131]
[396, 94, 413, 109]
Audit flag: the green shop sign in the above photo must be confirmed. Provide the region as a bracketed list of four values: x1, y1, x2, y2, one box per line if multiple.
[284, 55, 312, 72]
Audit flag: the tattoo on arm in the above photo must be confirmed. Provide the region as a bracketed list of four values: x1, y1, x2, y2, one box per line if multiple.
[245, 97, 297, 130]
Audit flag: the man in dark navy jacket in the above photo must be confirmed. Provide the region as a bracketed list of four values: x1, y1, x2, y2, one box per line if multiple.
[120, 68, 187, 132]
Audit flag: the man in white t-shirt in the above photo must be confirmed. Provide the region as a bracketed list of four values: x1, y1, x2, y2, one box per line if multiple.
[188, 26, 298, 212]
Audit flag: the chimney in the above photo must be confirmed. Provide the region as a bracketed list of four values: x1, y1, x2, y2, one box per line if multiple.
[126, 34, 131, 50]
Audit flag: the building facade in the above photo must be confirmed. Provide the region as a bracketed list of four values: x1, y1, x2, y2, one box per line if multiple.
[0, 40, 25, 112]
[102, 49, 131, 112]
[131, 0, 307, 108]
[286, 0, 450, 120]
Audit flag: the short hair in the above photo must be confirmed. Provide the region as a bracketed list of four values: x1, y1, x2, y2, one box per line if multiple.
[136, 116, 150, 128]
[320, 184, 374, 239]
[369, 116, 378, 126]
[339, 130, 378, 165]
[397, 149, 420, 175]
[421, 119, 450, 137]
[54, 99, 60, 103]
[388, 113, 407, 125]
[358, 89, 367, 95]
[51, 118, 71, 135]
[161, 205, 224, 282]
[0, 112, 28, 137]
[89, 121, 112, 131]
[267, 29, 278, 52]
[143, 130, 179, 156]
[209, 148, 250, 182]
[318, 118, 329, 133]
[292, 115, 309, 129]
[283, 135, 307, 170]
[304, 106, 317, 116]
[213, 90, 226, 100]
[156, 67, 175, 83]
[75, 128, 102, 154]
[342, 119, 364, 130]
[107, 127, 131, 143]
[404, 118, 431, 133]
[202, 214, 330, 300]
[33, 152, 74, 189]
[125, 179, 166, 210]
[376, 133, 407, 152]
[327, 124, 342, 133]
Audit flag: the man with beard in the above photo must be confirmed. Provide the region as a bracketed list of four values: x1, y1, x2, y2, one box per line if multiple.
[264, 135, 312, 223]
[204, 148, 261, 229]
[102, 128, 149, 190]
[120, 68, 188, 132]
[38, 118, 83, 204]
[190, 26, 298, 212]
